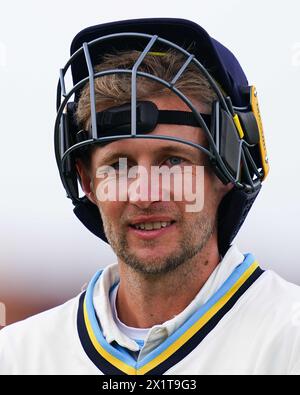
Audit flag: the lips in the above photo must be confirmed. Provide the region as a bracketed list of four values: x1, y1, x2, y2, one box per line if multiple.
[131, 220, 173, 230]
[129, 216, 175, 226]
[128, 216, 176, 230]
[128, 220, 176, 239]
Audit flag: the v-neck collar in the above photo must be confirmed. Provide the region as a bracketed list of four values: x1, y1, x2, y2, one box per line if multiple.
[77, 253, 264, 375]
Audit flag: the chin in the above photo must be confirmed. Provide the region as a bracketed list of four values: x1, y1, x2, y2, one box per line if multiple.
[134, 246, 173, 258]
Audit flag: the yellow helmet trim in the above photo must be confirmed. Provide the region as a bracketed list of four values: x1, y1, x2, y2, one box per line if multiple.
[250, 86, 269, 180]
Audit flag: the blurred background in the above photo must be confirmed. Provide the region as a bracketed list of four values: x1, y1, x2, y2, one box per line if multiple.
[0, 0, 300, 328]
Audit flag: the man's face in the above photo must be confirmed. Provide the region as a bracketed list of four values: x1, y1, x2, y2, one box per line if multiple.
[79, 96, 229, 275]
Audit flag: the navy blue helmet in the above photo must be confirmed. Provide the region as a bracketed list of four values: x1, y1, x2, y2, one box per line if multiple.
[54, 18, 269, 255]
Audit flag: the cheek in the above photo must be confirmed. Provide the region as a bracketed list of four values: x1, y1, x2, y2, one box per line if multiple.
[203, 174, 222, 212]
[185, 168, 219, 213]
[98, 200, 125, 224]
[179, 166, 207, 213]
[93, 180, 126, 228]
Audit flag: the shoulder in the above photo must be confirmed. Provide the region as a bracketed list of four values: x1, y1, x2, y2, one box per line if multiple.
[242, 269, 300, 324]
[1, 293, 81, 338]
[0, 294, 83, 374]
[240, 269, 300, 373]
[257, 269, 300, 308]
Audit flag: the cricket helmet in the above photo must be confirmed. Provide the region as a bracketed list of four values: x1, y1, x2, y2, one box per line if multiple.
[54, 18, 269, 255]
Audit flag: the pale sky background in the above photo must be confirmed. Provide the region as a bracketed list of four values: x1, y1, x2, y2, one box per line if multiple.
[0, 0, 299, 303]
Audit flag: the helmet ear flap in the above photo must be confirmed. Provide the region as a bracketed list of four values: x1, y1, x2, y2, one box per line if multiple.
[209, 100, 241, 184]
[217, 185, 261, 256]
[73, 197, 107, 241]
[209, 86, 269, 192]
[219, 108, 241, 178]
[236, 111, 260, 145]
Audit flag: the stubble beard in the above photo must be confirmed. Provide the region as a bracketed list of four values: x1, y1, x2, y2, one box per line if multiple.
[100, 209, 215, 276]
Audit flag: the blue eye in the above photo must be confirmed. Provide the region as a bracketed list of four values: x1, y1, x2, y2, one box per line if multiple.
[166, 156, 183, 166]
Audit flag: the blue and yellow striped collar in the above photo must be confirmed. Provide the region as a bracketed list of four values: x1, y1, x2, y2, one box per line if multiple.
[77, 254, 264, 375]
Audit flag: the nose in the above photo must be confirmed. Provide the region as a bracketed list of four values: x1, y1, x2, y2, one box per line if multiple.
[127, 163, 161, 209]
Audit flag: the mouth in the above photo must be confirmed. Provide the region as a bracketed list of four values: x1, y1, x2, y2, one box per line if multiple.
[128, 220, 176, 240]
[129, 220, 175, 230]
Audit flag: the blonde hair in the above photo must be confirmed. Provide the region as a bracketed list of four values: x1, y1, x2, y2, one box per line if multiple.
[76, 49, 217, 128]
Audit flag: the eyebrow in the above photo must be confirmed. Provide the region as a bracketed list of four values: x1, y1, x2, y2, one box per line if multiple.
[97, 143, 202, 165]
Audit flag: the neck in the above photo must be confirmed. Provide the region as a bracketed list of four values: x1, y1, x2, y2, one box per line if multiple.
[116, 233, 220, 328]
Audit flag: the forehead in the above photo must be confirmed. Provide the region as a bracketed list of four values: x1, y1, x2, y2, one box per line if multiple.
[150, 95, 209, 113]
[92, 95, 209, 161]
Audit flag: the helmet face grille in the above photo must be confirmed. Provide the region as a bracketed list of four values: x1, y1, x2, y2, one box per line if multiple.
[55, 31, 265, 203]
